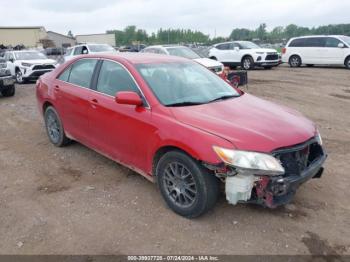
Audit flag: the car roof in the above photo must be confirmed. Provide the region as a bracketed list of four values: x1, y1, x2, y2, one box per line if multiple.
[145, 45, 186, 49]
[79, 53, 191, 64]
[290, 35, 346, 39]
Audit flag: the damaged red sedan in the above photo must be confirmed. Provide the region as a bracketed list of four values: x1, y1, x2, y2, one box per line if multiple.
[36, 53, 326, 218]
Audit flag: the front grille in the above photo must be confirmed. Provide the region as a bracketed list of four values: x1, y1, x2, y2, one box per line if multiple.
[209, 66, 223, 73]
[32, 64, 55, 70]
[273, 138, 324, 176]
[0, 63, 7, 69]
[265, 54, 278, 60]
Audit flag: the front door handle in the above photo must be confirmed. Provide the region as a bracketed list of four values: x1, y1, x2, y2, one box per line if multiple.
[54, 85, 60, 91]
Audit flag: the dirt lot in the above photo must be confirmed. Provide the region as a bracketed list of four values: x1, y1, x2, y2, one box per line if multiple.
[0, 65, 349, 255]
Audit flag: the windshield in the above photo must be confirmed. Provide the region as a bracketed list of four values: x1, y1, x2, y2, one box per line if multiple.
[88, 44, 116, 53]
[15, 51, 47, 60]
[166, 47, 201, 59]
[136, 61, 240, 106]
[339, 36, 350, 46]
[238, 41, 261, 49]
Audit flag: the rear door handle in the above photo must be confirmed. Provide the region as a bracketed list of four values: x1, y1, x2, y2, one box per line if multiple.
[91, 98, 99, 108]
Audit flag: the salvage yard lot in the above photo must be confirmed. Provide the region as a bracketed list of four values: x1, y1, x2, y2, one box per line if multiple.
[0, 65, 349, 255]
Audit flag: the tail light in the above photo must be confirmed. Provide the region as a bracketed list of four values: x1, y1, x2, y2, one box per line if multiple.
[282, 48, 286, 54]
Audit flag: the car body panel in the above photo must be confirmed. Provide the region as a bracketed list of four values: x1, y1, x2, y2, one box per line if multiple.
[37, 53, 317, 180]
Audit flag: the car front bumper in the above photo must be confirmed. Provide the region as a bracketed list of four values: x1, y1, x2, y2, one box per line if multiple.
[20, 67, 54, 79]
[251, 153, 327, 208]
[254, 60, 280, 67]
[0, 75, 15, 90]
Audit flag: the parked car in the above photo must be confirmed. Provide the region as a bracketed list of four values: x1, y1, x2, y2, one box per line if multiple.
[0, 58, 15, 97]
[45, 47, 65, 56]
[63, 44, 116, 63]
[282, 35, 350, 69]
[208, 41, 280, 70]
[3, 50, 57, 84]
[141, 45, 224, 75]
[36, 53, 326, 218]
[119, 44, 146, 52]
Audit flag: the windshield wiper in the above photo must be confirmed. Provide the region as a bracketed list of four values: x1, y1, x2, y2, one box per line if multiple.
[208, 95, 239, 103]
[165, 101, 204, 107]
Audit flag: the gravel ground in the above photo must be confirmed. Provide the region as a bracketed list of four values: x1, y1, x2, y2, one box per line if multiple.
[0, 65, 349, 255]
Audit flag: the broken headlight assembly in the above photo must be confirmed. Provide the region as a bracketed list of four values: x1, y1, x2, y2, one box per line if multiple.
[213, 146, 285, 176]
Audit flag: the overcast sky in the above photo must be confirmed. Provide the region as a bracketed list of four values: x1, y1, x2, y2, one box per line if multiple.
[2, 0, 350, 37]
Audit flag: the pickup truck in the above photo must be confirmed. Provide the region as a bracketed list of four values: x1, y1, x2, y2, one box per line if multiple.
[0, 58, 15, 97]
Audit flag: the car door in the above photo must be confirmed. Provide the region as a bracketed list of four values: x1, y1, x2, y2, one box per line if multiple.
[323, 37, 346, 64]
[304, 37, 325, 64]
[5, 52, 16, 75]
[88, 59, 154, 172]
[55, 58, 98, 145]
[214, 43, 231, 62]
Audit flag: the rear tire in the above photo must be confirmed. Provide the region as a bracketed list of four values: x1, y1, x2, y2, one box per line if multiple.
[156, 151, 219, 218]
[1, 85, 15, 97]
[345, 57, 350, 69]
[241, 56, 254, 70]
[44, 106, 70, 147]
[209, 56, 217, 60]
[289, 55, 302, 67]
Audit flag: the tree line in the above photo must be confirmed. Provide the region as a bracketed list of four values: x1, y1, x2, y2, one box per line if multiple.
[106, 23, 350, 46]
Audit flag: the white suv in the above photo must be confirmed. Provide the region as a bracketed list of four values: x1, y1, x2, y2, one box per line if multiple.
[282, 35, 350, 69]
[141, 45, 224, 75]
[63, 43, 116, 63]
[4, 50, 57, 84]
[208, 41, 280, 70]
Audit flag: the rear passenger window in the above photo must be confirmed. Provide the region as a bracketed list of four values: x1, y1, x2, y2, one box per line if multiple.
[216, 43, 230, 50]
[96, 60, 138, 96]
[68, 59, 97, 88]
[306, 38, 325, 47]
[325, 37, 341, 47]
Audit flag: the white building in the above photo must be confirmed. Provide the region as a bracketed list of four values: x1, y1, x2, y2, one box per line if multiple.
[75, 33, 116, 46]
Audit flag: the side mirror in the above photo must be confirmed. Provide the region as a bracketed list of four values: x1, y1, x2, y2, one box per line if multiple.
[115, 91, 143, 106]
[338, 43, 345, 48]
[234, 47, 240, 51]
[9, 58, 14, 63]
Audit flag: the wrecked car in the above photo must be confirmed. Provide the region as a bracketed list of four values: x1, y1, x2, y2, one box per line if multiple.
[36, 53, 326, 218]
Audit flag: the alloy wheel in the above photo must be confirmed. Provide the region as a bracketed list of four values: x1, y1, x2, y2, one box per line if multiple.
[16, 71, 23, 83]
[290, 56, 300, 67]
[46, 111, 61, 144]
[162, 162, 197, 208]
[243, 58, 251, 70]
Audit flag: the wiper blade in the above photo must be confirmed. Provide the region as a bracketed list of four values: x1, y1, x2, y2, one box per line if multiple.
[165, 101, 204, 107]
[208, 95, 239, 103]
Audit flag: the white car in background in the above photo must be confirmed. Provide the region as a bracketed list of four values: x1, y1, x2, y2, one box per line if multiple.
[282, 35, 350, 69]
[63, 43, 116, 63]
[3, 50, 57, 84]
[141, 45, 224, 75]
[209, 41, 280, 70]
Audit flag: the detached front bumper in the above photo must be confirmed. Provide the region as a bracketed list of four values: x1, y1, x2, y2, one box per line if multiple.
[252, 154, 326, 208]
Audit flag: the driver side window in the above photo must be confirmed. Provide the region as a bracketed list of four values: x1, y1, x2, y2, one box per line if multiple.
[96, 60, 139, 96]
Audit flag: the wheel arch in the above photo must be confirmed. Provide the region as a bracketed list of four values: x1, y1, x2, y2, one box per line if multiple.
[241, 54, 254, 63]
[344, 55, 350, 66]
[152, 145, 199, 177]
[43, 101, 54, 115]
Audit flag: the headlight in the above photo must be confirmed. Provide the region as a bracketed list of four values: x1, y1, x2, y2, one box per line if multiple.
[316, 131, 323, 145]
[21, 62, 32, 67]
[213, 146, 285, 175]
[255, 52, 265, 55]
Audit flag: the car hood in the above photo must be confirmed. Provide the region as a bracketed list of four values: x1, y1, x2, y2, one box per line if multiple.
[170, 93, 316, 152]
[193, 58, 223, 68]
[17, 59, 56, 65]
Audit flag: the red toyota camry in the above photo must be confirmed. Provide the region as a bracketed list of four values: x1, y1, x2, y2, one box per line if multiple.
[36, 53, 326, 218]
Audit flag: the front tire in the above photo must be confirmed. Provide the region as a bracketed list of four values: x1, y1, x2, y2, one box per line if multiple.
[156, 151, 219, 218]
[44, 106, 70, 147]
[241, 56, 254, 70]
[345, 57, 350, 69]
[15, 69, 26, 84]
[289, 55, 302, 67]
[1, 85, 15, 97]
